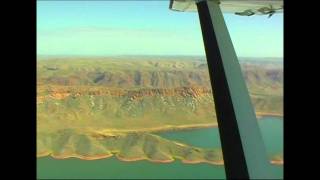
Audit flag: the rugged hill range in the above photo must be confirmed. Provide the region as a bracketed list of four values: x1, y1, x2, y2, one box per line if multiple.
[37, 57, 283, 164]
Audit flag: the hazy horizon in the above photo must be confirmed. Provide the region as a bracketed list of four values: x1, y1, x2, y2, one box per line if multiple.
[37, 1, 283, 58]
[37, 54, 283, 61]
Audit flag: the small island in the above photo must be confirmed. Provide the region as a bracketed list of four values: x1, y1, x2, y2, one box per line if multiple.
[270, 154, 284, 165]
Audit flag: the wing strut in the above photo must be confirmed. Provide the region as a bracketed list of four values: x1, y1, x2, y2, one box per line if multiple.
[196, 0, 272, 179]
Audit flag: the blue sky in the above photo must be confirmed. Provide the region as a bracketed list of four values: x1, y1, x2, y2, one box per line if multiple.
[37, 1, 283, 57]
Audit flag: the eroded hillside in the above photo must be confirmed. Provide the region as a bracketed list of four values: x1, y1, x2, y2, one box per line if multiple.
[37, 58, 283, 163]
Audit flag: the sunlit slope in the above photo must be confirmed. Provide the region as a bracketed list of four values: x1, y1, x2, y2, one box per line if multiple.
[37, 58, 212, 88]
[37, 58, 283, 163]
[37, 58, 282, 92]
[37, 58, 283, 132]
[37, 129, 223, 164]
[37, 86, 217, 132]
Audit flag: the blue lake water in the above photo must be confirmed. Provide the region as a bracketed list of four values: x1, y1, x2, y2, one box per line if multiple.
[37, 117, 283, 179]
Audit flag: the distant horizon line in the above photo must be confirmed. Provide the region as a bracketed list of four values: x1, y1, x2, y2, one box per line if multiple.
[37, 54, 283, 59]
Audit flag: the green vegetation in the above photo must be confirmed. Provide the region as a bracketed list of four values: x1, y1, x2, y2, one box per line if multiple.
[37, 57, 283, 164]
[38, 129, 223, 164]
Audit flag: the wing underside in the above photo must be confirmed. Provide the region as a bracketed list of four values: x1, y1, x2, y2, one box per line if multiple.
[169, 0, 283, 16]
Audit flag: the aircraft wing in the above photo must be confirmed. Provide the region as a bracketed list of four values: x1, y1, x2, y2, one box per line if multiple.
[169, 0, 283, 16]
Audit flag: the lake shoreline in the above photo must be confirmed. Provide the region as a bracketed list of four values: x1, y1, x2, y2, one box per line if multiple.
[256, 112, 283, 119]
[37, 116, 283, 167]
[96, 113, 282, 134]
[96, 123, 219, 134]
[271, 160, 284, 165]
[37, 152, 225, 166]
[37, 153, 282, 166]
